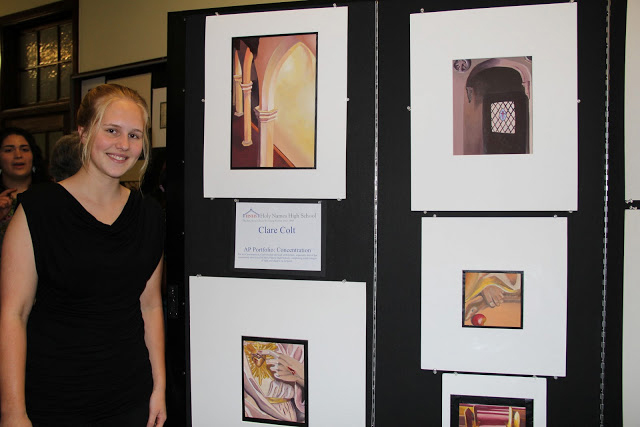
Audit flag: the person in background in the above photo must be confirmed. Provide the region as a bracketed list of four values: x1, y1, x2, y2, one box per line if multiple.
[0, 128, 49, 256]
[0, 84, 166, 427]
[48, 132, 82, 182]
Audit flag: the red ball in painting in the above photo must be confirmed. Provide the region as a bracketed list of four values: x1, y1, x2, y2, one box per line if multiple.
[471, 313, 487, 326]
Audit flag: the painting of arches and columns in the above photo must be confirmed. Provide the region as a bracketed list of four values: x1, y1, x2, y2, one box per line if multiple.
[204, 6, 348, 200]
[231, 33, 318, 169]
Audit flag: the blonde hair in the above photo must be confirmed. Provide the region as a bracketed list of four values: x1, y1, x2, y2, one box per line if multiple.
[76, 83, 151, 181]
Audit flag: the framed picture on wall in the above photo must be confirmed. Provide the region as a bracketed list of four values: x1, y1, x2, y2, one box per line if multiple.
[203, 7, 348, 199]
[452, 56, 532, 156]
[242, 336, 308, 426]
[421, 216, 567, 376]
[442, 374, 546, 426]
[152, 87, 167, 148]
[230, 33, 317, 170]
[410, 3, 577, 211]
[462, 270, 523, 329]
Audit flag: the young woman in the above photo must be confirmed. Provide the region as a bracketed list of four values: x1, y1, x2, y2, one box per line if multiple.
[0, 128, 49, 258]
[0, 84, 166, 427]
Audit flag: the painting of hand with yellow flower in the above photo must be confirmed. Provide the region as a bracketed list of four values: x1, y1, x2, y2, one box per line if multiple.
[463, 271, 523, 328]
[242, 337, 307, 426]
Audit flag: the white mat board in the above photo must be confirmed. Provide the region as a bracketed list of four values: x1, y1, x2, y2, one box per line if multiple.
[189, 276, 366, 426]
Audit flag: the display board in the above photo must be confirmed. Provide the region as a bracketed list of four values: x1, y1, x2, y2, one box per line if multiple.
[377, 0, 608, 425]
[168, 1, 375, 425]
[167, 0, 620, 425]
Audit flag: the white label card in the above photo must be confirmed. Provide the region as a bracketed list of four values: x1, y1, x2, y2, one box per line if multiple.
[235, 202, 322, 271]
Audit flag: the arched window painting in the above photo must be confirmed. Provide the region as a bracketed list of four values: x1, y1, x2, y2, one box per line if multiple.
[231, 33, 318, 169]
[452, 56, 532, 155]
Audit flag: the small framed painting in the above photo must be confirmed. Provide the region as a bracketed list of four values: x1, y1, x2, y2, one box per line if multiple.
[230, 33, 317, 169]
[442, 374, 546, 426]
[452, 56, 532, 156]
[462, 270, 523, 329]
[242, 336, 308, 426]
[451, 394, 533, 427]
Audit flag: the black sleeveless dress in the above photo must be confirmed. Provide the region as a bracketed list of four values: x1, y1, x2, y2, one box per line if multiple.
[20, 182, 164, 425]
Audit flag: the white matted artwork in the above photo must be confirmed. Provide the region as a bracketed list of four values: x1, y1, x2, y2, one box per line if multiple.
[152, 87, 167, 148]
[624, 210, 640, 425]
[421, 217, 567, 376]
[189, 276, 365, 426]
[626, 0, 640, 200]
[442, 373, 547, 427]
[203, 7, 348, 199]
[410, 3, 577, 211]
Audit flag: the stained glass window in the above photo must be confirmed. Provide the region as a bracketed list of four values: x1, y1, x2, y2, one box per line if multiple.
[490, 101, 516, 134]
[19, 32, 37, 69]
[17, 21, 73, 105]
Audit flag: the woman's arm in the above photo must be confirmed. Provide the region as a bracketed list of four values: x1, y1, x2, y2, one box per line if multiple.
[139, 256, 166, 427]
[0, 206, 37, 427]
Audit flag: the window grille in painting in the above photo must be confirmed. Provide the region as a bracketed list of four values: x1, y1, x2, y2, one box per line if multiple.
[18, 22, 73, 106]
[490, 101, 516, 134]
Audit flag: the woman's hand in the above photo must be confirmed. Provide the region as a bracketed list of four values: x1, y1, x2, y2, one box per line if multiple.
[146, 389, 166, 427]
[0, 188, 16, 219]
[261, 350, 305, 388]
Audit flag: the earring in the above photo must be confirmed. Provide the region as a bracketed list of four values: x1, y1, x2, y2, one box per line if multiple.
[32, 166, 36, 173]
